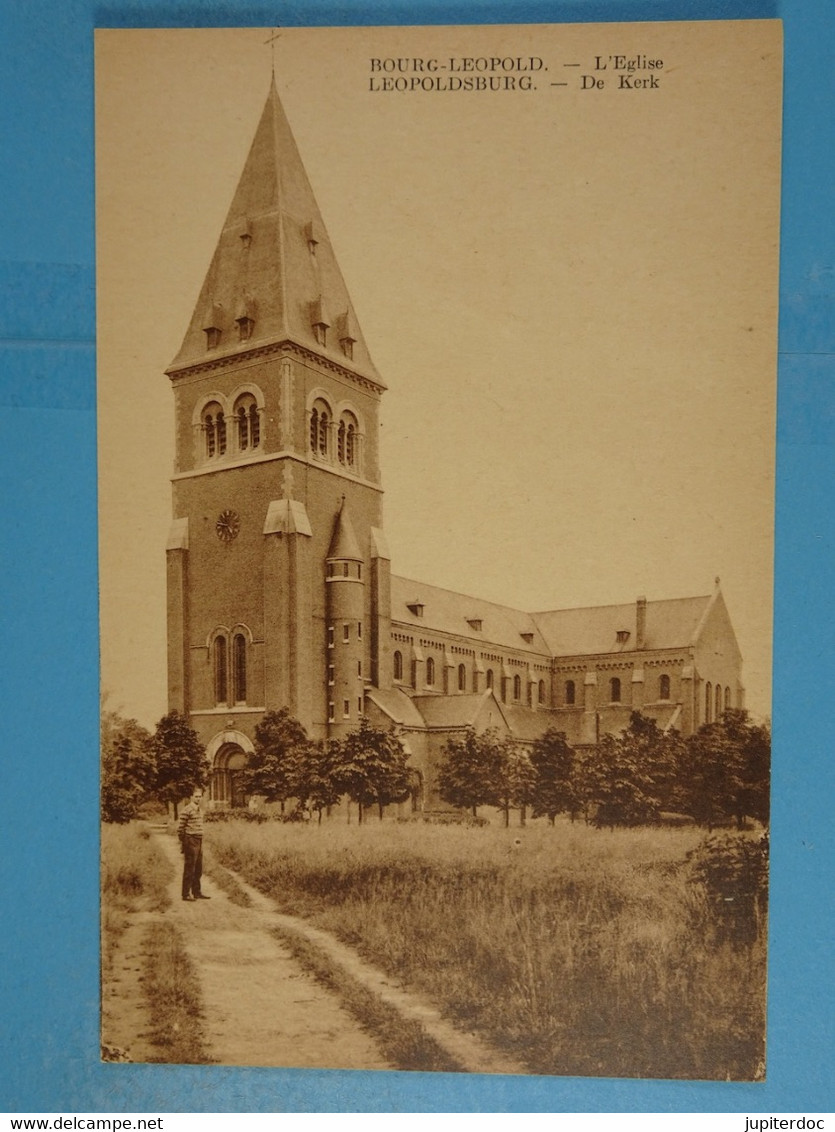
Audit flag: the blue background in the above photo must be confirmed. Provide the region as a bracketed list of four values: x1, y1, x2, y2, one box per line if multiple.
[1, 0, 832, 1114]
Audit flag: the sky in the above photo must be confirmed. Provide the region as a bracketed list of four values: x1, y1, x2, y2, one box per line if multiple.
[95, 22, 781, 727]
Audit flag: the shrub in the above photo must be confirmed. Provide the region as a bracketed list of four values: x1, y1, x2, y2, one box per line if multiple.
[687, 832, 768, 944]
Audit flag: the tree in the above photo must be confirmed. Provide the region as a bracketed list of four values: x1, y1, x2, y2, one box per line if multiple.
[101, 711, 155, 823]
[583, 712, 680, 827]
[437, 727, 505, 818]
[330, 718, 411, 823]
[681, 709, 770, 829]
[150, 710, 209, 816]
[290, 740, 343, 821]
[493, 741, 537, 827]
[530, 728, 577, 824]
[239, 708, 312, 807]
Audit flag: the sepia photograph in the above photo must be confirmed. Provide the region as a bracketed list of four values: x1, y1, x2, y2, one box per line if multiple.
[96, 21, 781, 1079]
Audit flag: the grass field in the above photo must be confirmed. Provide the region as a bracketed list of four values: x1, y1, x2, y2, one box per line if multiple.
[208, 817, 767, 1080]
[101, 823, 210, 1063]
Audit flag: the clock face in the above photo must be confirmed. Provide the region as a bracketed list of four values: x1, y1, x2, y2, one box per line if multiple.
[215, 509, 240, 542]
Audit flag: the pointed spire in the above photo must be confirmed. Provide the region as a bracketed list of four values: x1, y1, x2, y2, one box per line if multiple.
[168, 81, 382, 386]
[327, 498, 363, 561]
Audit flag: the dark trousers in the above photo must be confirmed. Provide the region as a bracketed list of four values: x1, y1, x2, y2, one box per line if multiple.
[181, 834, 203, 898]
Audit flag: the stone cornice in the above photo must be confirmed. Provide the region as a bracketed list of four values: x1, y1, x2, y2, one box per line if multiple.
[166, 338, 386, 396]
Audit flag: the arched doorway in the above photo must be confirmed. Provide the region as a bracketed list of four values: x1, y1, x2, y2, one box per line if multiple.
[210, 743, 248, 809]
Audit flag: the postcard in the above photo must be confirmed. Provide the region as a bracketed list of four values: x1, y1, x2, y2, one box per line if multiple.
[96, 22, 781, 1079]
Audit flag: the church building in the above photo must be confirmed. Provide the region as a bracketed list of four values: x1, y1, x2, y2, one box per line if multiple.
[164, 80, 744, 810]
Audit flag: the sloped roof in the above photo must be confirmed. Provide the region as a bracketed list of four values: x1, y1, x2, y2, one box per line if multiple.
[531, 595, 711, 657]
[391, 576, 549, 655]
[501, 705, 556, 742]
[168, 79, 382, 386]
[411, 692, 501, 730]
[327, 500, 362, 560]
[365, 686, 426, 730]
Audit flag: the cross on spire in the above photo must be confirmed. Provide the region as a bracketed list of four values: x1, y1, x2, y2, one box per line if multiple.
[264, 27, 282, 77]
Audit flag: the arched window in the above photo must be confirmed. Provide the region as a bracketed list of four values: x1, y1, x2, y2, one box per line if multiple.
[233, 633, 247, 703]
[426, 656, 435, 686]
[337, 411, 358, 468]
[393, 650, 403, 681]
[234, 393, 260, 452]
[659, 674, 670, 700]
[610, 677, 621, 703]
[715, 683, 723, 719]
[565, 679, 576, 705]
[309, 398, 331, 458]
[513, 674, 522, 700]
[486, 669, 494, 691]
[538, 679, 546, 705]
[203, 401, 225, 459]
[213, 636, 227, 704]
[705, 682, 712, 724]
[458, 663, 466, 692]
[725, 685, 732, 710]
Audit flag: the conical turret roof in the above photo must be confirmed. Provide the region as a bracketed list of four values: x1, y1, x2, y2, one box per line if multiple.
[327, 498, 363, 561]
[168, 78, 382, 386]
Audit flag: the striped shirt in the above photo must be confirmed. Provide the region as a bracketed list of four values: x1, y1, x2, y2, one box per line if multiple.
[178, 801, 204, 838]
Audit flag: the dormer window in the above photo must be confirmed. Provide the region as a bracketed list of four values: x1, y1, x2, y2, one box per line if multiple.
[616, 630, 630, 644]
[305, 219, 323, 255]
[407, 601, 424, 617]
[310, 297, 329, 347]
[237, 316, 254, 341]
[520, 632, 534, 645]
[467, 618, 483, 632]
[202, 301, 223, 350]
[335, 311, 357, 362]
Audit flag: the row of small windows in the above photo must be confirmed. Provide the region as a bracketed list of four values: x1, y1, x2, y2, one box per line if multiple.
[328, 623, 362, 646]
[327, 561, 362, 579]
[392, 651, 548, 704]
[328, 698, 364, 722]
[309, 400, 360, 469]
[704, 682, 732, 724]
[212, 632, 248, 705]
[203, 393, 261, 460]
[390, 658, 675, 708]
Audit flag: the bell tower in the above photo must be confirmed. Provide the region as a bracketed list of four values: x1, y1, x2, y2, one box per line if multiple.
[165, 78, 390, 768]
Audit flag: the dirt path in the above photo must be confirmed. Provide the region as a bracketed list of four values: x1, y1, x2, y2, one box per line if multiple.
[155, 831, 526, 1076]
[153, 832, 391, 1070]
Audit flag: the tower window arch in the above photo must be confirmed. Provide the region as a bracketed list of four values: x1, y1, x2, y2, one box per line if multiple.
[610, 677, 621, 703]
[458, 663, 466, 692]
[705, 682, 713, 724]
[485, 668, 494, 691]
[725, 685, 732, 710]
[393, 650, 403, 681]
[715, 683, 723, 719]
[309, 398, 332, 459]
[337, 411, 358, 468]
[565, 679, 576, 705]
[538, 679, 546, 705]
[233, 633, 247, 703]
[203, 401, 227, 459]
[213, 635, 228, 704]
[513, 673, 522, 701]
[234, 393, 260, 453]
[659, 673, 671, 700]
[426, 656, 435, 687]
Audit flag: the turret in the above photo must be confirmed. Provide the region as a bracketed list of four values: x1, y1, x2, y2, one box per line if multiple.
[325, 499, 366, 738]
